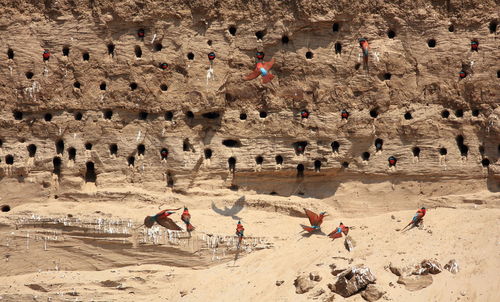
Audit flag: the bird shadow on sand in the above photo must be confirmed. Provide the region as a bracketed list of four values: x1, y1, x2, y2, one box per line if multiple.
[298, 227, 326, 240]
[211, 196, 245, 220]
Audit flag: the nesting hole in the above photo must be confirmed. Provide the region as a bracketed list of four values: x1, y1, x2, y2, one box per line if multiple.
[293, 141, 308, 155]
[448, 25, 455, 32]
[383, 73, 392, 80]
[222, 139, 241, 147]
[354, 63, 361, 70]
[335, 42, 342, 54]
[5, 155, 14, 165]
[370, 109, 379, 118]
[202, 112, 220, 119]
[331, 141, 340, 153]
[281, 35, 289, 44]
[160, 148, 168, 160]
[239, 113, 247, 120]
[74, 112, 83, 120]
[228, 26, 237, 36]
[55, 140, 64, 154]
[134, 46, 142, 58]
[472, 109, 480, 117]
[13, 111, 23, 120]
[186, 111, 194, 119]
[1, 205, 10, 212]
[489, 21, 498, 33]
[481, 158, 490, 167]
[341, 162, 349, 168]
[25, 71, 34, 79]
[296, 164, 304, 177]
[109, 144, 118, 156]
[228, 157, 236, 172]
[107, 43, 115, 55]
[207, 40, 212, 46]
[259, 111, 267, 118]
[404, 112, 412, 120]
[187, 52, 194, 60]
[127, 156, 135, 166]
[255, 31, 265, 40]
[375, 138, 384, 151]
[68, 147, 76, 160]
[62, 46, 70, 56]
[82, 52, 90, 61]
[103, 110, 113, 120]
[138, 111, 148, 120]
[387, 30, 396, 38]
[52, 157, 61, 176]
[137, 144, 145, 156]
[256, 156, 264, 165]
[497, 70, 500, 78]
[314, 160, 321, 172]
[153, 42, 163, 51]
[427, 39, 436, 48]
[7, 48, 14, 59]
[439, 147, 448, 155]
[130, 82, 138, 90]
[412, 147, 421, 157]
[160, 84, 168, 91]
[459, 144, 469, 157]
[44, 113, 53, 121]
[183, 139, 191, 152]
[305, 51, 313, 59]
[73, 81, 81, 89]
[455, 109, 464, 117]
[362, 152, 370, 161]
[165, 111, 174, 121]
[100, 82, 107, 90]
[441, 110, 450, 118]
[275, 155, 283, 165]
[204, 149, 212, 159]
[27, 144, 37, 157]
[85, 143, 92, 150]
[85, 161, 96, 182]
[332, 23, 340, 32]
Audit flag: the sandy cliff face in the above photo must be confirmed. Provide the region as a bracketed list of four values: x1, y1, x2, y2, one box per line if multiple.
[0, 0, 498, 206]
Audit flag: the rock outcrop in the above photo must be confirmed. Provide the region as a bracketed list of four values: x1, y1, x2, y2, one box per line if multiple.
[361, 284, 386, 302]
[294, 274, 315, 294]
[397, 274, 433, 291]
[329, 265, 376, 297]
[444, 259, 460, 274]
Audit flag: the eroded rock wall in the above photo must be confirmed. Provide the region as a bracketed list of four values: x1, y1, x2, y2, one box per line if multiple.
[0, 0, 498, 198]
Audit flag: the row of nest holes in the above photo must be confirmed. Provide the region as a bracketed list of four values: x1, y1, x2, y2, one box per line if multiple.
[10, 137, 494, 166]
[5, 20, 499, 61]
[225, 21, 498, 39]
[49, 157, 96, 182]
[1, 148, 493, 169]
[22, 74, 170, 92]
[227, 156, 492, 175]
[11, 110, 221, 122]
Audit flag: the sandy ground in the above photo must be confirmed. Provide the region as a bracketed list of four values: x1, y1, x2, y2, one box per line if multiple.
[0, 189, 499, 302]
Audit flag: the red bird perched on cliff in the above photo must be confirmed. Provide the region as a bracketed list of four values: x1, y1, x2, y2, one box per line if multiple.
[301, 208, 328, 232]
[144, 208, 182, 230]
[402, 207, 427, 231]
[328, 222, 349, 240]
[180, 207, 195, 234]
[244, 56, 275, 84]
[358, 38, 369, 66]
[42, 50, 51, 61]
